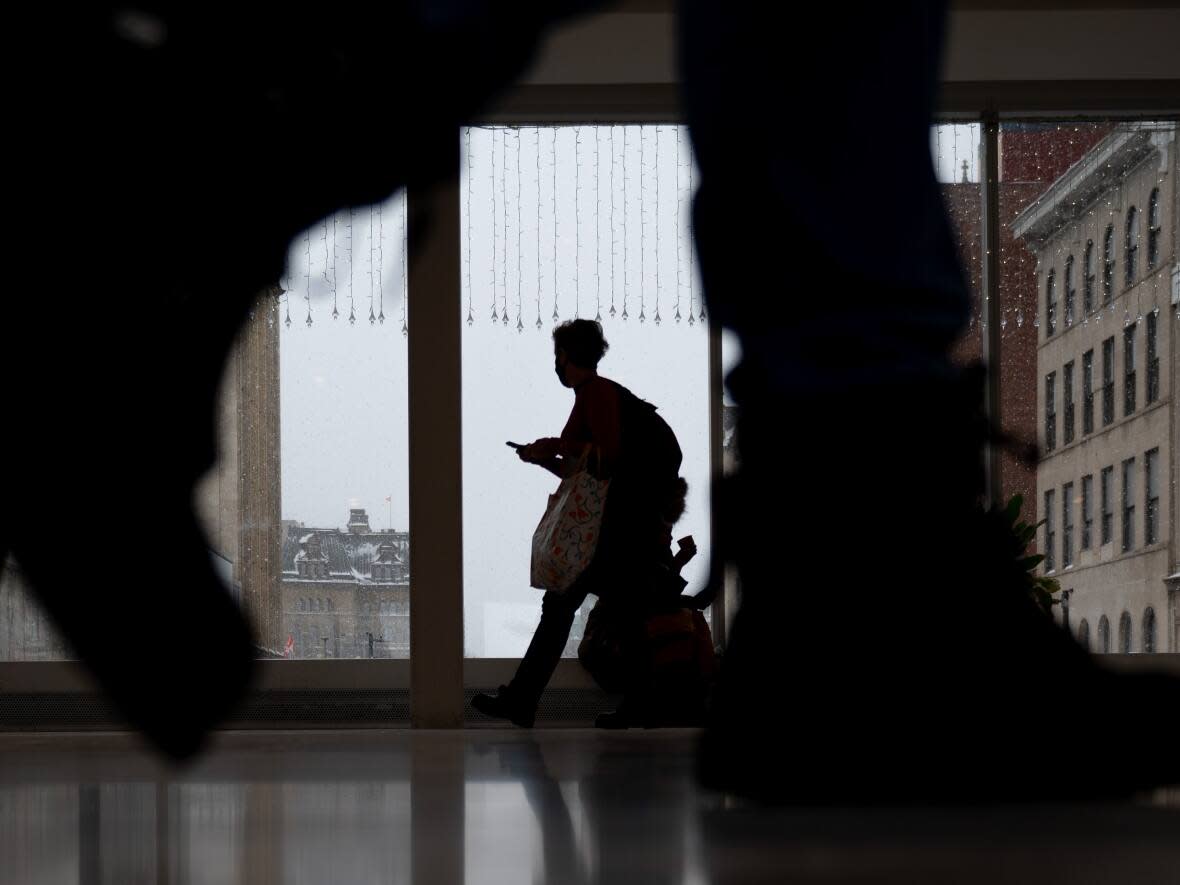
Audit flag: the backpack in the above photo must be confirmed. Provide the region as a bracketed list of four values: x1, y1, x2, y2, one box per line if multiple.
[613, 383, 684, 515]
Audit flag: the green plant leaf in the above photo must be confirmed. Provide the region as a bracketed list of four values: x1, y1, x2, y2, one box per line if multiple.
[1005, 495, 1023, 524]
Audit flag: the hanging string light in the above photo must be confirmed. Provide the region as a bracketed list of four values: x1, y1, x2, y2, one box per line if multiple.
[331, 215, 339, 320]
[639, 125, 646, 323]
[594, 127, 602, 324]
[281, 248, 292, 327]
[609, 125, 617, 319]
[516, 128, 524, 334]
[305, 229, 313, 326]
[574, 125, 582, 319]
[552, 127, 559, 323]
[321, 219, 332, 321]
[501, 126, 509, 325]
[536, 127, 543, 330]
[491, 126, 500, 323]
[689, 155, 698, 323]
[347, 207, 356, 324]
[675, 126, 683, 324]
[622, 126, 629, 321]
[654, 125, 662, 326]
[377, 203, 385, 324]
[368, 206, 376, 325]
[465, 127, 474, 326]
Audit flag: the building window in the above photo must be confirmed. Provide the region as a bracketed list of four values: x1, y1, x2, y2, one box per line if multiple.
[1146, 311, 1160, 404]
[1142, 608, 1157, 654]
[1063, 361, 1075, 445]
[1101, 337, 1115, 426]
[1044, 489, 1056, 572]
[1044, 372, 1057, 452]
[1045, 269, 1057, 337]
[1064, 255, 1076, 326]
[1083, 239, 1095, 314]
[1124, 206, 1139, 287]
[1123, 323, 1137, 416]
[1098, 615, 1111, 654]
[1147, 188, 1161, 270]
[1082, 349, 1094, 435]
[1081, 474, 1093, 551]
[1101, 465, 1114, 545]
[1102, 224, 1115, 302]
[1078, 618, 1091, 652]
[1121, 457, 1136, 553]
[1145, 448, 1160, 546]
[1118, 611, 1133, 654]
[1062, 482, 1074, 568]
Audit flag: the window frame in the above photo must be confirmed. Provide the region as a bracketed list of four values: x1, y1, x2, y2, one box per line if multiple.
[5, 88, 1180, 728]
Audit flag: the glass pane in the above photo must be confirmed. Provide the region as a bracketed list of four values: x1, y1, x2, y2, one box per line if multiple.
[936, 124, 987, 358]
[1, 193, 411, 663]
[1001, 121, 1178, 654]
[276, 193, 411, 659]
[461, 125, 711, 658]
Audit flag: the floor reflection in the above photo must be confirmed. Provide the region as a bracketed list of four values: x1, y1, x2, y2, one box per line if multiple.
[1, 730, 1177, 885]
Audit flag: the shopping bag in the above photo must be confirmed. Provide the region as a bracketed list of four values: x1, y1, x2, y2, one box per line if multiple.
[530, 463, 610, 593]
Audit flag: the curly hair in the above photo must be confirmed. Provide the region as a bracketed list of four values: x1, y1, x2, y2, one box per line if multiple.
[552, 319, 609, 369]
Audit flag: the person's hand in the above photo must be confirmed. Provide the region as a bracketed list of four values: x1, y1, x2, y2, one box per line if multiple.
[673, 535, 697, 567]
[519, 437, 560, 464]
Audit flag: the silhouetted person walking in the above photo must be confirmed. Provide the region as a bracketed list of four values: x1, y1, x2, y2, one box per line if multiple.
[681, 0, 1180, 800]
[473, 320, 685, 727]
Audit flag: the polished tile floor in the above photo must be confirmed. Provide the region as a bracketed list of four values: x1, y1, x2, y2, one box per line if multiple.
[1, 729, 1178, 885]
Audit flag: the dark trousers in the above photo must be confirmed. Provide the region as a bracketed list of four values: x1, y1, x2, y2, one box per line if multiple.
[509, 546, 672, 711]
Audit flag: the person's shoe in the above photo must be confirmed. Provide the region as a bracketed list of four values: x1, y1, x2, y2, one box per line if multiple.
[471, 686, 536, 728]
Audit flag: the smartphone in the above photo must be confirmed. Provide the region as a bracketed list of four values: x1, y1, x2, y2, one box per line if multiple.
[506, 441, 524, 450]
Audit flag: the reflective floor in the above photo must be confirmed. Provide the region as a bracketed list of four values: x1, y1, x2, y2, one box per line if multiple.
[1, 729, 1178, 885]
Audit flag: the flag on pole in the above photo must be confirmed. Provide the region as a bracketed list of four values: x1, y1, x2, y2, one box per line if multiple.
[384, 495, 392, 503]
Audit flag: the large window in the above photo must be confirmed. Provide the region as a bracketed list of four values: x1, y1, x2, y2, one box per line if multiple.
[1102, 337, 1115, 426]
[1101, 466, 1114, 546]
[276, 193, 411, 659]
[1146, 188, 1161, 269]
[2, 115, 1174, 690]
[1043, 489, 1056, 573]
[1063, 360, 1075, 445]
[1122, 457, 1136, 553]
[1146, 310, 1160, 404]
[1045, 269, 1057, 337]
[1124, 206, 1139, 288]
[1082, 349, 1094, 435]
[1145, 448, 1160, 546]
[1081, 474, 1093, 551]
[1083, 240, 1095, 314]
[1004, 120, 1176, 656]
[1124, 323, 1137, 416]
[1044, 372, 1057, 452]
[1062, 481, 1074, 568]
[459, 125, 711, 658]
[1102, 224, 1115, 302]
